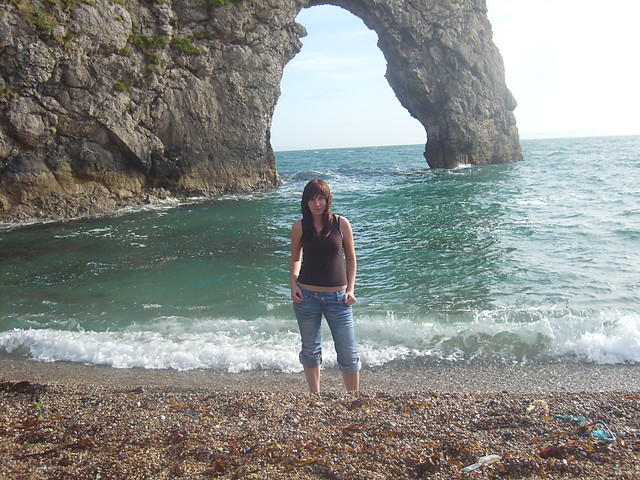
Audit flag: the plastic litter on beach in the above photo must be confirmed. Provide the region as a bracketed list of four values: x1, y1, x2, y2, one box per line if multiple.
[461, 454, 501, 472]
[553, 414, 617, 443]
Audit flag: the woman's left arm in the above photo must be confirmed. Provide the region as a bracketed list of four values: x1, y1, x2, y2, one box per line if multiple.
[341, 216, 357, 305]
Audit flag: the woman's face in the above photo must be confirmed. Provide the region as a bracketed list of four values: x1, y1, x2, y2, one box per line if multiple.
[307, 195, 327, 216]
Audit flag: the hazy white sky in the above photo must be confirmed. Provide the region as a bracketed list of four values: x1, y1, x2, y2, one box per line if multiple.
[270, 1, 640, 152]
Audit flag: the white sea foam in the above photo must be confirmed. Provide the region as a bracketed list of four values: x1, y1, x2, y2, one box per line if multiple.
[550, 311, 640, 364]
[0, 320, 303, 373]
[0, 196, 203, 232]
[1, 309, 638, 371]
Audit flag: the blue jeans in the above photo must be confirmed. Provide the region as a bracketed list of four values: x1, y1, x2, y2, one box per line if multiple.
[293, 285, 361, 374]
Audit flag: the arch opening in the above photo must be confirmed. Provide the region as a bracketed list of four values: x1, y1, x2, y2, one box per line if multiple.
[271, 5, 425, 152]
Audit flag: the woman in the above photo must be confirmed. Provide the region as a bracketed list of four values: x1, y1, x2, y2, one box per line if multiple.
[289, 178, 361, 393]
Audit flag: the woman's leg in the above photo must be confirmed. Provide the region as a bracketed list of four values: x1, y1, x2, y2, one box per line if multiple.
[325, 292, 361, 391]
[303, 366, 321, 393]
[293, 291, 323, 392]
[342, 372, 360, 391]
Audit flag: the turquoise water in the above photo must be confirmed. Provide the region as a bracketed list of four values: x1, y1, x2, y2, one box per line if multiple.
[1, 136, 639, 371]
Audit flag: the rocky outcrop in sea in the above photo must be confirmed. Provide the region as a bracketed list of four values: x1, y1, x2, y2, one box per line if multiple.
[0, 0, 522, 222]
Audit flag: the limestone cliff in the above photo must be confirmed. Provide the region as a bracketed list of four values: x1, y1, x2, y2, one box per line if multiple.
[0, 0, 522, 222]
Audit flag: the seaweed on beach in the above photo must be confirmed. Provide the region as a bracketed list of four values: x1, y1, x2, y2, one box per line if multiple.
[0, 380, 47, 394]
[0, 384, 639, 479]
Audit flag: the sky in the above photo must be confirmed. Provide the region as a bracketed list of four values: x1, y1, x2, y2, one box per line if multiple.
[270, 0, 640, 152]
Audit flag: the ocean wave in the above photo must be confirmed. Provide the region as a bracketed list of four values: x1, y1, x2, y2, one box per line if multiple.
[1, 309, 638, 372]
[0, 319, 302, 373]
[0, 197, 191, 232]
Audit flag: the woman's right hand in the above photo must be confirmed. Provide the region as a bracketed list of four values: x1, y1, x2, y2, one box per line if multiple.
[291, 285, 304, 303]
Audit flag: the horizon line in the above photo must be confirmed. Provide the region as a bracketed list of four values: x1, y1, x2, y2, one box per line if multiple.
[273, 133, 640, 153]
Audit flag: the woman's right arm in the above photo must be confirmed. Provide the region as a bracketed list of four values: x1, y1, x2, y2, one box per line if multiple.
[290, 220, 304, 303]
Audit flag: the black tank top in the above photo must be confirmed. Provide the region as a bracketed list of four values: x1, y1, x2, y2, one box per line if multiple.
[298, 216, 348, 287]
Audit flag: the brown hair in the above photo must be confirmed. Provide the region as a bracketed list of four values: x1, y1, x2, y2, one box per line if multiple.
[301, 178, 334, 240]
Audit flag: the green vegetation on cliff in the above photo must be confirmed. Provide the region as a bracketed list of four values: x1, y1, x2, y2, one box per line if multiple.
[171, 36, 202, 55]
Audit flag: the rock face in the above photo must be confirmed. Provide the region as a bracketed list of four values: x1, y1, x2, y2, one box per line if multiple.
[0, 0, 522, 222]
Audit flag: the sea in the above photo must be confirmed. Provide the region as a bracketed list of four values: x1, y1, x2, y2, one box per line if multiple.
[1, 136, 639, 373]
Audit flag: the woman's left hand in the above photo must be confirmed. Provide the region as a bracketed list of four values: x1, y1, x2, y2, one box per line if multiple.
[344, 292, 357, 306]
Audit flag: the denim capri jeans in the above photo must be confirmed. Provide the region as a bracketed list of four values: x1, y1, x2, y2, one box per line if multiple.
[293, 285, 361, 374]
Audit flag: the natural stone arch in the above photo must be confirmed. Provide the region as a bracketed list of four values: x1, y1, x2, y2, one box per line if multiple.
[0, 0, 521, 222]
[298, 0, 523, 168]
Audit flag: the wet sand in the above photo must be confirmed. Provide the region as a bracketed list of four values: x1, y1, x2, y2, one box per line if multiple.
[1, 356, 639, 393]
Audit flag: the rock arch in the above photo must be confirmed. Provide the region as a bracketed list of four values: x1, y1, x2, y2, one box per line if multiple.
[301, 0, 522, 168]
[0, 0, 522, 222]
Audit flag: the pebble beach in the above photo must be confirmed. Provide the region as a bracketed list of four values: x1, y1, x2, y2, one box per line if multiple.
[1, 359, 639, 479]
